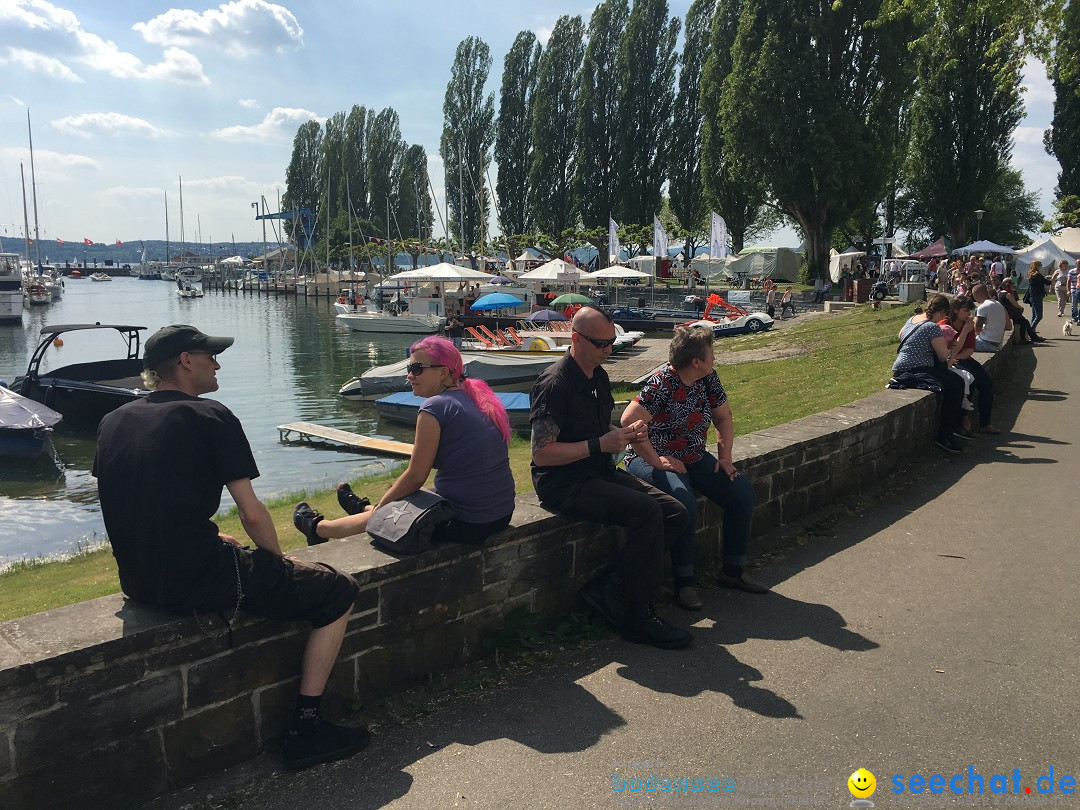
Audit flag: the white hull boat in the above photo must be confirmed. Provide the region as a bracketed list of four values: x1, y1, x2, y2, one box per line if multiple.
[336, 302, 442, 334]
[0, 253, 23, 321]
[90, 272, 112, 282]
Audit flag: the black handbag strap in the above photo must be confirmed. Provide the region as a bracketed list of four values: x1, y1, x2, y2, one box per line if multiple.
[897, 319, 935, 354]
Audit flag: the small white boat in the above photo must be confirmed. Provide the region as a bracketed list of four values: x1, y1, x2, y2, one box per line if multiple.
[336, 302, 443, 334]
[340, 352, 561, 399]
[24, 281, 50, 305]
[176, 284, 204, 298]
[176, 266, 202, 284]
[0, 385, 63, 458]
[89, 272, 112, 282]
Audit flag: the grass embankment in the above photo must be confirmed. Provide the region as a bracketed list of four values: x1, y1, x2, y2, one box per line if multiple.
[0, 303, 912, 622]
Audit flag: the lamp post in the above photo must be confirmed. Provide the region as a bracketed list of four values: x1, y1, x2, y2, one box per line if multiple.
[975, 209, 986, 242]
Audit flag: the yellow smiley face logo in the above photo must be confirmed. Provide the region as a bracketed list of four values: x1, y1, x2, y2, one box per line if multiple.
[848, 768, 876, 798]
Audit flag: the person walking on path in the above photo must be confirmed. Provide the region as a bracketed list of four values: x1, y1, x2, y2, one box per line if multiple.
[1026, 261, 1048, 333]
[1050, 259, 1070, 317]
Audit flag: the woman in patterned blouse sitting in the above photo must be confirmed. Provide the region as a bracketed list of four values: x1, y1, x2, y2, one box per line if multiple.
[621, 325, 766, 612]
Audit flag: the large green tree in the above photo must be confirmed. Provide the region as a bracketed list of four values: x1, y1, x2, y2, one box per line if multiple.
[342, 105, 369, 222]
[722, 0, 916, 278]
[617, 0, 680, 224]
[319, 111, 346, 236]
[669, 0, 712, 262]
[576, 0, 629, 239]
[396, 143, 434, 242]
[495, 31, 542, 237]
[366, 107, 405, 226]
[1044, 0, 1080, 207]
[529, 15, 586, 235]
[283, 119, 323, 248]
[441, 36, 496, 253]
[906, 0, 1028, 248]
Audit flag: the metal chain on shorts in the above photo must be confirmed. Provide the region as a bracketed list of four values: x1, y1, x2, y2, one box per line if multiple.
[192, 545, 245, 646]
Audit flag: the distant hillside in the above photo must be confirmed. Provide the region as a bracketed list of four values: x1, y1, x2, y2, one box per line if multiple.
[0, 239, 266, 267]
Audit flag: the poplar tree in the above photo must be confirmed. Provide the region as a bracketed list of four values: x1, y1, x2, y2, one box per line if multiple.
[576, 0, 629, 238]
[366, 107, 405, 227]
[495, 31, 542, 237]
[1044, 0, 1080, 218]
[441, 36, 495, 252]
[617, 0, 680, 225]
[343, 105, 369, 221]
[528, 15, 586, 236]
[283, 119, 323, 246]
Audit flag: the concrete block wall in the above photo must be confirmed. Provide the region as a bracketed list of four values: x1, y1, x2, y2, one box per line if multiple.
[0, 341, 1012, 806]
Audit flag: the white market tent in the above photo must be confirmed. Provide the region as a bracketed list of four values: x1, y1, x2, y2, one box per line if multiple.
[516, 258, 582, 281]
[1051, 227, 1080, 257]
[626, 255, 657, 275]
[385, 262, 493, 282]
[580, 266, 652, 284]
[828, 249, 866, 283]
[689, 252, 734, 279]
[950, 240, 1015, 255]
[1013, 238, 1075, 270]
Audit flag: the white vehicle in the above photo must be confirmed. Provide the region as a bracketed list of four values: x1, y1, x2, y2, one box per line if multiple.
[682, 312, 775, 337]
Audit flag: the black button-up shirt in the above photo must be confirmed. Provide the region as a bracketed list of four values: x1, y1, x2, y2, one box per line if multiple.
[530, 352, 616, 503]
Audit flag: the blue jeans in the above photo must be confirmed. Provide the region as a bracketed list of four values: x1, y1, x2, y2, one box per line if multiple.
[626, 452, 755, 577]
[1030, 295, 1043, 331]
[1072, 289, 1080, 322]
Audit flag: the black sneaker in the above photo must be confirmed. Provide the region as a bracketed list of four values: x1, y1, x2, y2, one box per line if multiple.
[622, 602, 693, 649]
[293, 502, 326, 546]
[336, 482, 370, 516]
[283, 719, 370, 770]
[934, 436, 961, 454]
[578, 569, 625, 630]
[952, 430, 975, 442]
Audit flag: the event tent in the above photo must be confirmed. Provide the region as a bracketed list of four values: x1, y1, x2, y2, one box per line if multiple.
[829, 249, 866, 283]
[905, 237, 948, 259]
[725, 248, 802, 281]
[950, 240, 1015, 255]
[690, 253, 733, 279]
[1051, 227, 1080, 257]
[516, 258, 582, 281]
[1013, 238, 1074, 270]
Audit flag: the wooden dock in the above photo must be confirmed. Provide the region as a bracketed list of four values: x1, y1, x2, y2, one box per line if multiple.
[277, 422, 413, 457]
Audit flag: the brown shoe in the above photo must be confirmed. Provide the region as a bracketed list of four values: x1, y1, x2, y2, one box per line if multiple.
[675, 585, 702, 611]
[977, 425, 1002, 435]
[716, 570, 770, 594]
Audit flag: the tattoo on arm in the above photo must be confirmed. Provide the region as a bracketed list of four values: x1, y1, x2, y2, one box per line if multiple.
[531, 416, 560, 457]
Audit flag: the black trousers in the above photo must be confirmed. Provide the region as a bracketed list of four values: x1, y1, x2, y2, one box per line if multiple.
[543, 469, 687, 603]
[918, 364, 965, 439]
[955, 357, 994, 427]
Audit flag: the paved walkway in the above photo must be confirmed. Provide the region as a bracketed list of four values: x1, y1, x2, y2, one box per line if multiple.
[154, 335, 1079, 810]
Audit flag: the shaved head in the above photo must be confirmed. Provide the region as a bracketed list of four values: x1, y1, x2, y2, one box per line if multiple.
[571, 305, 613, 332]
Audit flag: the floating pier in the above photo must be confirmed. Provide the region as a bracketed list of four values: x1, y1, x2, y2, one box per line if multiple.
[277, 421, 413, 457]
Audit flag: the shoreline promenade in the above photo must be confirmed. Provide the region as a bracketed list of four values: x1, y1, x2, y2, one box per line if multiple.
[153, 337, 1078, 809]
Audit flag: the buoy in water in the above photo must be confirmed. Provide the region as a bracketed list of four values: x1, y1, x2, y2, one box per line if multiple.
[53, 338, 64, 347]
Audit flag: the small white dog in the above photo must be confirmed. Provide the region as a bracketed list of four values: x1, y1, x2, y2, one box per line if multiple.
[1065, 321, 1074, 337]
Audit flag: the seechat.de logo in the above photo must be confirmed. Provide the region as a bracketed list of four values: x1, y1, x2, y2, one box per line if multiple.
[848, 768, 876, 808]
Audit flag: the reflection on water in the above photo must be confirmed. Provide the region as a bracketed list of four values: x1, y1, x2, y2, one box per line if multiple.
[0, 277, 420, 564]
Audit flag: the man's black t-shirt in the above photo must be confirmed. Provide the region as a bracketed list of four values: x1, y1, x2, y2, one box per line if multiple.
[529, 352, 616, 504]
[94, 390, 259, 607]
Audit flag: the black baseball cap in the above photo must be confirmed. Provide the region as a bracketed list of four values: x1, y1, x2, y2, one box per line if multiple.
[143, 324, 234, 368]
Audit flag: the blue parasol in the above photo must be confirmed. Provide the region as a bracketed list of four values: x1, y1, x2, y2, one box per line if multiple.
[471, 292, 526, 311]
[526, 309, 568, 322]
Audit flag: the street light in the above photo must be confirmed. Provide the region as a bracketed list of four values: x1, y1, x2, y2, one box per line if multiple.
[975, 209, 986, 242]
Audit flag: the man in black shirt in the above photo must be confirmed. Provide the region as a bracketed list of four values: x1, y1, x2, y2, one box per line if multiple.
[530, 307, 692, 649]
[94, 324, 368, 771]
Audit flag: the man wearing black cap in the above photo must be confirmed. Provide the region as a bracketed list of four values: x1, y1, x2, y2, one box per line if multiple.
[94, 324, 368, 771]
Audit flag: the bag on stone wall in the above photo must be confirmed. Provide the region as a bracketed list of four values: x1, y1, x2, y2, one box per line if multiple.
[366, 489, 454, 554]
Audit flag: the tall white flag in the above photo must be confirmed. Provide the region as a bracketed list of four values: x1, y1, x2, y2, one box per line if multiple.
[653, 216, 668, 260]
[710, 212, 728, 258]
[608, 218, 620, 264]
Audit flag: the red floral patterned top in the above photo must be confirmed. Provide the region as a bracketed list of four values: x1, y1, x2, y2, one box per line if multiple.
[625, 364, 727, 465]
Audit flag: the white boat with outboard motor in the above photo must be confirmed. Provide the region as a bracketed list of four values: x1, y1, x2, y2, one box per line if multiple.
[11, 323, 150, 430]
[336, 301, 443, 334]
[339, 351, 561, 400]
[90, 272, 112, 282]
[0, 385, 62, 458]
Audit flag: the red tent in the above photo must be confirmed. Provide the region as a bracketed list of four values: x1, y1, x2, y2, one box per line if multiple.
[904, 237, 947, 259]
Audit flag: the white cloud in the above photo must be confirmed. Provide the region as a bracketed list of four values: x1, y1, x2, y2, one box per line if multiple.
[1014, 126, 1047, 146]
[133, 0, 303, 58]
[238, 98, 260, 108]
[4, 94, 26, 106]
[50, 112, 171, 138]
[0, 146, 97, 173]
[0, 0, 208, 84]
[0, 46, 81, 81]
[1020, 55, 1054, 107]
[210, 107, 321, 141]
[536, 26, 553, 46]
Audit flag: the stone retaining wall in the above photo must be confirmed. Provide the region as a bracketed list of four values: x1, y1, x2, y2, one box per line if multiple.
[0, 339, 1014, 806]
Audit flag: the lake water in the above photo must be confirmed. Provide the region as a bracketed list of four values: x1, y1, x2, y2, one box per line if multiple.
[0, 277, 421, 565]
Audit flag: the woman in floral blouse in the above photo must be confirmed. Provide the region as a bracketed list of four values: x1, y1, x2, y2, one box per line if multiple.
[621, 326, 765, 611]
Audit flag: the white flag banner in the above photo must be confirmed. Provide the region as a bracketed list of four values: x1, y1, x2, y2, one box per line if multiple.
[608, 218, 620, 263]
[653, 216, 668, 260]
[710, 212, 728, 258]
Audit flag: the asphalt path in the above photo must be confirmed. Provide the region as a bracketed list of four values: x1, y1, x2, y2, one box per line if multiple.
[154, 333, 1079, 810]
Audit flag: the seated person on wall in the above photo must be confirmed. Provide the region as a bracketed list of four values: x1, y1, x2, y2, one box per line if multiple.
[94, 325, 368, 772]
[295, 336, 514, 546]
[529, 306, 692, 650]
[998, 277, 1045, 343]
[621, 326, 766, 612]
[972, 284, 1007, 353]
[941, 296, 1000, 435]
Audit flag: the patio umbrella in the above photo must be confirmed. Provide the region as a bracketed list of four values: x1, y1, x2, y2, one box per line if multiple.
[526, 309, 568, 322]
[549, 293, 594, 306]
[487, 275, 515, 285]
[471, 293, 526, 311]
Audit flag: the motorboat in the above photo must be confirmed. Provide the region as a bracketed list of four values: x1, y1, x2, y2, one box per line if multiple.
[0, 252, 22, 321]
[336, 301, 443, 334]
[339, 352, 560, 400]
[375, 391, 531, 432]
[11, 323, 150, 430]
[176, 266, 202, 284]
[177, 286, 204, 298]
[0, 385, 62, 458]
[90, 272, 112, 282]
[69, 269, 83, 279]
[24, 281, 50, 305]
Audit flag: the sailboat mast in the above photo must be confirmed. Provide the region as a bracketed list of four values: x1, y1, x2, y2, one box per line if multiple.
[178, 176, 185, 257]
[20, 163, 31, 262]
[386, 197, 391, 277]
[164, 190, 170, 264]
[27, 110, 42, 267]
[457, 143, 465, 260]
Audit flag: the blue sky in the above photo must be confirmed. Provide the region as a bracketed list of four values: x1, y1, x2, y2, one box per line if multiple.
[0, 0, 1061, 254]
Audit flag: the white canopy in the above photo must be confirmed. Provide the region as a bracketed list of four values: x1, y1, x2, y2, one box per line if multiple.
[950, 240, 1015, 255]
[829, 249, 865, 283]
[219, 255, 248, 265]
[1051, 227, 1080, 257]
[1013, 238, 1074, 270]
[516, 258, 582, 281]
[690, 253, 733, 279]
[580, 266, 652, 284]
[385, 262, 493, 282]
[626, 255, 657, 274]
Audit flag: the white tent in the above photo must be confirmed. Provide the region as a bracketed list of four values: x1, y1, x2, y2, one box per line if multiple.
[1051, 227, 1080, 257]
[829, 249, 865, 283]
[950, 240, 1015, 255]
[219, 255, 248, 265]
[690, 253, 734, 279]
[517, 258, 582, 281]
[626, 255, 658, 274]
[726, 248, 802, 281]
[1013, 238, 1074, 270]
[385, 262, 494, 282]
[580, 266, 652, 284]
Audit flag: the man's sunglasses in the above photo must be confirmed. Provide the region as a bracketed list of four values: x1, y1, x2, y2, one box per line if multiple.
[178, 351, 218, 365]
[406, 363, 444, 376]
[573, 329, 615, 349]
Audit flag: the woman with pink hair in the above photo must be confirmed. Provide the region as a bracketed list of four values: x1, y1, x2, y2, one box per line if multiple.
[294, 336, 515, 545]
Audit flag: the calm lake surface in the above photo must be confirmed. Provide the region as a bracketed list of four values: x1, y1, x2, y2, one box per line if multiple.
[0, 277, 421, 565]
